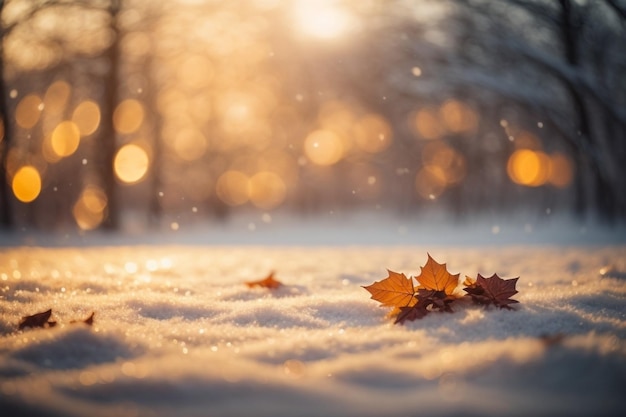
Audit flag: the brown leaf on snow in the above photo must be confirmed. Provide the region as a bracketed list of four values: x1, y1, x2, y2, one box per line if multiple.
[18, 309, 57, 330]
[71, 312, 95, 326]
[362, 270, 416, 308]
[245, 271, 283, 289]
[463, 273, 519, 309]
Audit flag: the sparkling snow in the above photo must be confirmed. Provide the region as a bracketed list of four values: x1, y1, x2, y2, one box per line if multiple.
[1, 241, 625, 416]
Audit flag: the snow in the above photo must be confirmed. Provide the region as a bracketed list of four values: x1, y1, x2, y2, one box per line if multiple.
[1, 238, 625, 416]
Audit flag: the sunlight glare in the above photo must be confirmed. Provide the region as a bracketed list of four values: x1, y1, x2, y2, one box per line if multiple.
[293, 0, 354, 40]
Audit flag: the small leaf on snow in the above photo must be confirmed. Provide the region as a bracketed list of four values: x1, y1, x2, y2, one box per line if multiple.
[363, 270, 416, 308]
[415, 254, 460, 295]
[19, 309, 57, 330]
[463, 273, 519, 309]
[71, 312, 95, 326]
[245, 271, 283, 289]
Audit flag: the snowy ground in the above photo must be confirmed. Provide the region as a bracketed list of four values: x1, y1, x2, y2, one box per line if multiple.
[0, 226, 625, 416]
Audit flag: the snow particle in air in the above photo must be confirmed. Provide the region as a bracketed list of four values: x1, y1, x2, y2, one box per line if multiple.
[411, 66, 422, 77]
[170, 222, 179, 231]
[491, 225, 501, 235]
[262, 213, 272, 223]
[248, 222, 256, 231]
[537, 122, 544, 128]
[192, 207, 198, 213]
[82, 159, 88, 165]
[9, 89, 17, 98]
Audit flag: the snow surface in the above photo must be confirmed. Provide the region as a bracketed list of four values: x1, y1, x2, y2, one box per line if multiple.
[1, 242, 625, 416]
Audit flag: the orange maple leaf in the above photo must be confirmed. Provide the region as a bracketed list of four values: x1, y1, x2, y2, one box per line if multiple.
[245, 271, 283, 289]
[415, 254, 459, 295]
[362, 270, 416, 308]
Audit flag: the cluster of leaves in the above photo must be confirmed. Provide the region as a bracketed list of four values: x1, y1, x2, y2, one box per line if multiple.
[363, 254, 519, 324]
[18, 309, 94, 330]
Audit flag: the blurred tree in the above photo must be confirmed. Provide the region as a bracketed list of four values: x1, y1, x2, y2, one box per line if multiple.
[442, 0, 626, 220]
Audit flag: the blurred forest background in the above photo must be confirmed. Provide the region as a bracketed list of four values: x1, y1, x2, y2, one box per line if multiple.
[0, 0, 624, 233]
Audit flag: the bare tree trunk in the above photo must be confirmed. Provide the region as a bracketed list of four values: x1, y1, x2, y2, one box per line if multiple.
[558, 0, 616, 220]
[0, 1, 13, 230]
[98, 0, 121, 230]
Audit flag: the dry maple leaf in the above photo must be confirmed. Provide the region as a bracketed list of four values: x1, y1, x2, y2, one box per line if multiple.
[463, 273, 519, 309]
[415, 254, 460, 295]
[71, 312, 95, 326]
[18, 309, 57, 330]
[362, 270, 416, 308]
[395, 289, 456, 324]
[245, 271, 283, 289]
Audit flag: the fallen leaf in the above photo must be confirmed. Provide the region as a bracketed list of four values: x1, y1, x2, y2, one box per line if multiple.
[19, 309, 57, 330]
[363, 270, 416, 308]
[245, 272, 283, 289]
[463, 273, 519, 309]
[416, 254, 460, 295]
[71, 312, 95, 326]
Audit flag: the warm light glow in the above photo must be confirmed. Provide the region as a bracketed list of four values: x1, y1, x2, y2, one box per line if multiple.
[413, 108, 444, 140]
[173, 128, 208, 161]
[72, 100, 101, 136]
[73, 185, 107, 230]
[422, 141, 467, 185]
[177, 55, 214, 89]
[51, 121, 81, 157]
[439, 100, 478, 134]
[415, 166, 447, 200]
[249, 171, 287, 209]
[507, 149, 550, 187]
[12, 165, 42, 203]
[293, 0, 354, 39]
[353, 114, 393, 153]
[114, 144, 149, 184]
[216, 170, 249, 206]
[43, 80, 71, 115]
[548, 153, 573, 188]
[113, 99, 144, 134]
[304, 129, 344, 166]
[15, 94, 43, 129]
[513, 131, 542, 150]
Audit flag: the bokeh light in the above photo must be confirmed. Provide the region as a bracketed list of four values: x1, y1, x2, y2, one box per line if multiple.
[413, 108, 444, 140]
[113, 99, 144, 134]
[15, 94, 43, 129]
[304, 129, 344, 166]
[72, 100, 101, 136]
[249, 171, 287, 209]
[353, 114, 393, 154]
[51, 121, 81, 157]
[216, 170, 249, 206]
[73, 185, 107, 230]
[415, 165, 447, 200]
[548, 153, 573, 188]
[114, 144, 150, 184]
[507, 149, 551, 187]
[43, 81, 71, 115]
[12, 165, 42, 203]
[173, 128, 208, 161]
[439, 100, 478, 134]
